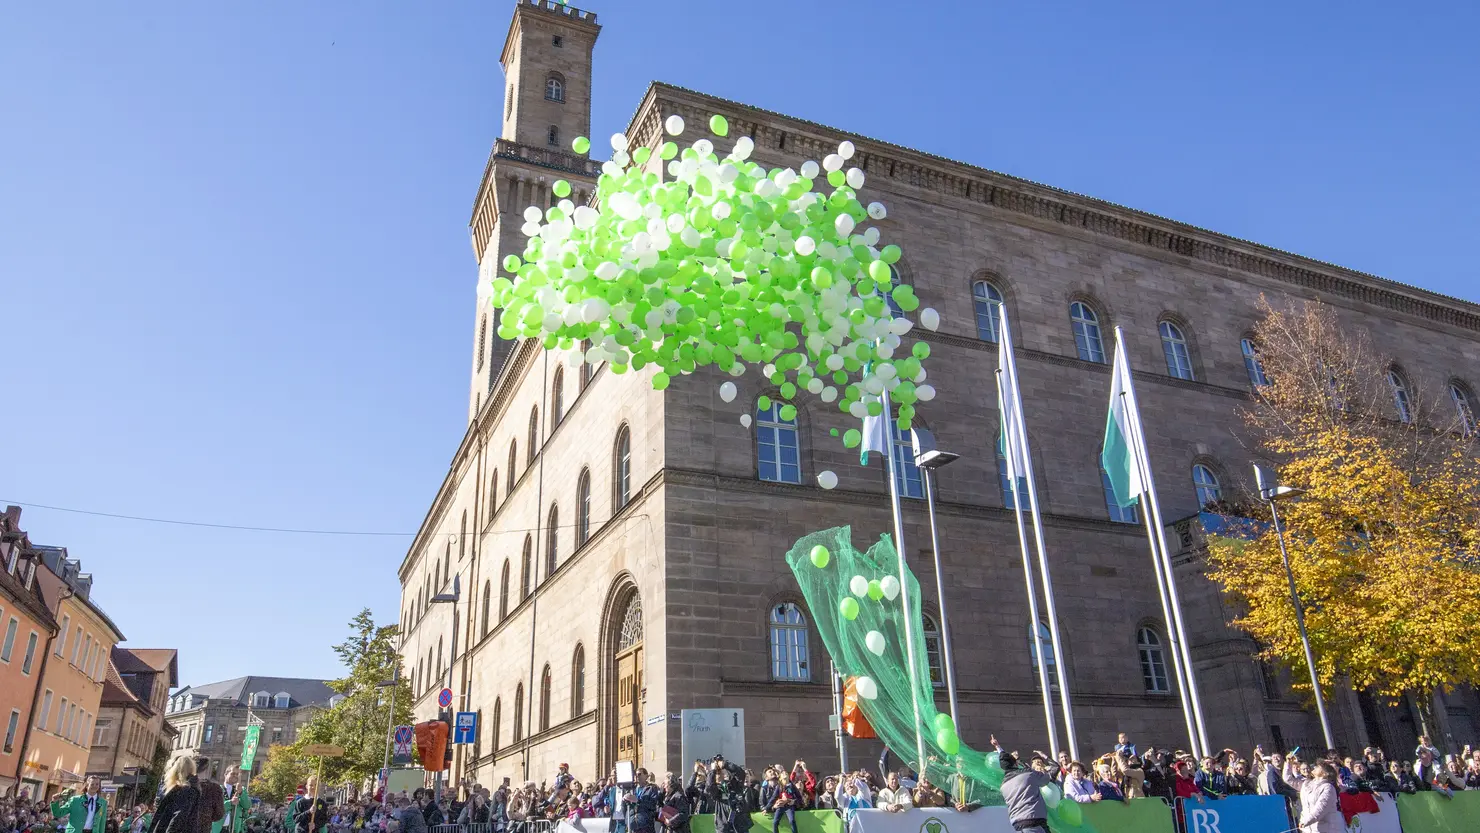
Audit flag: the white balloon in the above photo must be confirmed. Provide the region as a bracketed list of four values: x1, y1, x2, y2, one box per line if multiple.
[664, 114, 685, 136]
[838, 140, 856, 160]
[879, 576, 900, 601]
[820, 386, 838, 403]
[846, 168, 865, 189]
[610, 132, 629, 152]
[848, 400, 868, 419]
[523, 206, 543, 223]
[825, 354, 845, 371]
[823, 154, 843, 172]
[920, 307, 941, 331]
[806, 377, 825, 394]
[800, 160, 820, 179]
[889, 317, 914, 336]
[733, 136, 755, 160]
[867, 202, 888, 220]
[817, 470, 838, 490]
[916, 384, 936, 402]
[865, 631, 886, 656]
[739, 414, 752, 428]
[849, 576, 870, 598]
[834, 214, 856, 238]
[719, 381, 737, 403]
[795, 236, 816, 256]
[855, 676, 879, 701]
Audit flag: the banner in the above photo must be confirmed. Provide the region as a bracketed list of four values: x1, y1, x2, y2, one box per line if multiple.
[1396, 791, 1480, 833]
[679, 709, 746, 767]
[844, 808, 1010, 833]
[1079, 798, 1175, 833]
[1178, 795, 1291, 833]
[1350, 793, 1402, 833]
[240, 726, 261, 771]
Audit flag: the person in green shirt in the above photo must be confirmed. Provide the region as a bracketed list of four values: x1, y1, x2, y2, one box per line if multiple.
[213, 768, 251, 833]
[52, 777, 109, 833]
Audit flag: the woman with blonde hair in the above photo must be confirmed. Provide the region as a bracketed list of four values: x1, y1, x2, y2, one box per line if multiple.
[148, 758, 201, 833]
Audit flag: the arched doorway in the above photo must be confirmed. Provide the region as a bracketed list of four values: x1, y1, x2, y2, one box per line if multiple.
[614, 594, 643, 767]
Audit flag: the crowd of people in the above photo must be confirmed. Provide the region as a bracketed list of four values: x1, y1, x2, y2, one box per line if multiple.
[10, 732, 1480, 833]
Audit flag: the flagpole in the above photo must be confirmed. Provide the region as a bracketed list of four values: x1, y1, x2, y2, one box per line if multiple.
[1000, 311, 1079, 761]
[1134, 457, 1200, 756]
[1113, 327, 1211, 756]
[996, 381, 1060, 761]
[878, 385, 928, 775]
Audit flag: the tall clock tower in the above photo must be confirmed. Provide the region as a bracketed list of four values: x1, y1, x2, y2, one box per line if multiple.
[467, 0, 601, 421]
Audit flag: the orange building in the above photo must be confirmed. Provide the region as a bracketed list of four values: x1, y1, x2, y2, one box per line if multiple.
[0, 507, 59, 798]
[20, 545, 124, 798]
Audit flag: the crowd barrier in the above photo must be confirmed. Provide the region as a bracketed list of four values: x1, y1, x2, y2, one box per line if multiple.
[1394, 791, 1480, 833]
[847, 807, 1010, 833]
[1177, 795, 1291, 833]
[1078, 798, 1176, 833]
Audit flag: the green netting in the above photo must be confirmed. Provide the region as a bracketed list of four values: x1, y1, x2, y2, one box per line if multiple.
[785, 526, 1098, 833]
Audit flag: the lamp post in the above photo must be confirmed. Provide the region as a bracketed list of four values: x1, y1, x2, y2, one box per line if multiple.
[429, 574, 461, 800]
[911, 427, 962, 732]
[377, 668, 399, 805]
[1254, 464, 1335, 751]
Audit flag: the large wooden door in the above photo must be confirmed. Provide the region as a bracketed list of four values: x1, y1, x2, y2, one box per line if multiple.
[616, 645, 643, 764]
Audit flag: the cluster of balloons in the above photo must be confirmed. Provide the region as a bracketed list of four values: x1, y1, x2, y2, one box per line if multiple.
[486, 113, 941, 442]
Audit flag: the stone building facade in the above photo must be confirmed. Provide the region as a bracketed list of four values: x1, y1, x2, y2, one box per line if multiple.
[397, 0, 1480, 788]
[165, 677, 334, 779]
[88, 648, 178, 791]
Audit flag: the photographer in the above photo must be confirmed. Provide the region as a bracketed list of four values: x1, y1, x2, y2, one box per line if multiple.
[703, 757, 749, 833]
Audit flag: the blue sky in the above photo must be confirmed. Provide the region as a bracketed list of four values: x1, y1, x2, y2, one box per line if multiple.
[3, 0, 1476, 687]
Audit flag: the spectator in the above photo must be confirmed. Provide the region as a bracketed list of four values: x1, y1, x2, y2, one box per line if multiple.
[1294, 763, 1343, 833]
[1114, 733, 1137, 758]
[1093, 761, 1127, 803]
[874, 774, 911, 814]
[1225, 759, 1257, 795]
[623, 770, 661, 833]
[765, 772, 799, 833]
[910, 776, 946, 809]
[1062, 763, 1098, 804]
[1414, 748, 1443, 791]
[659, 776, 690, 833]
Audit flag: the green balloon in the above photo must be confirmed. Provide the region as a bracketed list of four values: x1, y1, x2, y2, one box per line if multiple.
[1058, 798, 1082, 826]
[572, 136, 591, 154]
[779, 404, 797, 421]
[839, 597, 860, 620]
[758, 394, 772, 411]
[809, 545, 830, 568]
[829, 428, 839, 437]
[933, 713, 955, 734]
[709, 114, 729, 136]
[652, 372, 670, 390]
[866, 580, 883, 601]
[936, 728, 960, 756]
[553, 180, 571, 198]
[843, 429, 861, 449]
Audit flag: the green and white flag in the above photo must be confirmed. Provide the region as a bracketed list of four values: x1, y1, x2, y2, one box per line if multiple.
[1101, 330, 1147, 509]
[859, 402, 888, 465]
[996, 311, 1029, 484]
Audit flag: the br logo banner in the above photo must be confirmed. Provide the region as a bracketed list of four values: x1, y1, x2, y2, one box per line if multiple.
[1179, 796, 1291, 833]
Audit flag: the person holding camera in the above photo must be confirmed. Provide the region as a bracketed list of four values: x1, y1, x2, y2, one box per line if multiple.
[703, 757, 749, 833]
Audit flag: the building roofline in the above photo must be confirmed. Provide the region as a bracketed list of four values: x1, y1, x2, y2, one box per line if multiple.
[627, 81, 1480, 333]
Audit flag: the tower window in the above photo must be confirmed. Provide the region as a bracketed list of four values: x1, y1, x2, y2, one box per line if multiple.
[545, 75, 564, 103]
[547, 125, 560, 147]
[552, 35, 563, 47]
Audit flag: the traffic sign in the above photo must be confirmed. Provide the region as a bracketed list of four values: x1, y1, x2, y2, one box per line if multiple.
[453, 711, 477, 745]
[392, 725, 414, 763]
[437, 688, 453, 709]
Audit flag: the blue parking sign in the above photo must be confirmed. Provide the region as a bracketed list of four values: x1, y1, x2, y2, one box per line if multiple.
[453, 711, 477, 744]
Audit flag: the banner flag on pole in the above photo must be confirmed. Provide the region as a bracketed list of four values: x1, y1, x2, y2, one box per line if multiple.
[1102, 340, 1147, 509]
[997, 323, 1029, 483]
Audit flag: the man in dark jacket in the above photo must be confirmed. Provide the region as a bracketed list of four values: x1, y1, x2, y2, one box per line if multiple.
[998, 753, 1052, 833]
[191, 759, 226, 833]
[394, 798, 426, 833]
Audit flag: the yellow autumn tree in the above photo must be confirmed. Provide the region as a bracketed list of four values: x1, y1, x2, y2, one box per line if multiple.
[1208, 299, 1480, 723]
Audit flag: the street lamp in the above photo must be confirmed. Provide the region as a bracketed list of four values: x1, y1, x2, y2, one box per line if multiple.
[911, 427, 962, 732]
[376, 668, 400, 805]
[1254, 464, 1335, 751]
[429, 574, 460, 799]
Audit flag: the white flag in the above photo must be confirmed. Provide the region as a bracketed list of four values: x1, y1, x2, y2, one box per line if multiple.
[996, 316, 1029, 482]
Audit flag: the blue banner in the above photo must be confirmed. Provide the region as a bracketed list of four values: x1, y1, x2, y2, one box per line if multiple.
[1178, 795, 1291, 833]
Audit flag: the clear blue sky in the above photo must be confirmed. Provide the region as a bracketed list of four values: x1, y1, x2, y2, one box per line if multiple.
[3, 0, 1476, 687]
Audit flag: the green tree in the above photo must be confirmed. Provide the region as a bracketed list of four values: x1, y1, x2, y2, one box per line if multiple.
[295, 609, 413, 789]
[251, 743, 311, 804]
[136, 739, 171, 802]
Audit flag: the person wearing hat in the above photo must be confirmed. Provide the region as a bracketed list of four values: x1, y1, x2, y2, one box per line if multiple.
[997, 752, 1052, 833]
[51, 776, 109, 833]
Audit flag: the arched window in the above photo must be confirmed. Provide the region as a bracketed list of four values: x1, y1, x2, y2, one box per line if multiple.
[512, 684, 524, 742]
[481, 581, 492, 638]
[1451, 382, 1477, 435]
[1193, 464, 1222, 508]
[477, 314, 487, 371]
[426, 649, 433, 690]
[889, 421, 924, 499]
[1389, 370, 1413, 423]
[545, 75, 564, 102]
[545, 503, 559, 577]
[756, 400, 801, 484]
[537, 664, 553, 732]
[505, 84, 513, 120]
[579, 341, 593, 390]
[490, 697, 501, 751]
[923, 615, 945, 688]
[1241, 338, 1270, 387]
[571, 644, 586, 717]
[458, 511, 467, 561]
[1069, 301, 1106, 364]
[972, 280, 1004, 343]
[507, 441, 517, 494]
[520, 535, 533, 600]
[1101, 458, 1138, 524]
[614, 426, 632, 509]
[1137, 627, 1171, 693]
[576, 468, 592, 546]
[551, 368, 565, 430]
[997, 441, 1028, 510]
[547, 125, 559, 147]
[499, 560, 510, 620]
[528, 406, 540, 464]
[488, 469, 499, 518]
[1159, 321, 1194, 380]
[768, 602, 810, 682]
[1029, 621, 1058, 689]
[881, 265, 907, 318]
[437, 637, 444, 677]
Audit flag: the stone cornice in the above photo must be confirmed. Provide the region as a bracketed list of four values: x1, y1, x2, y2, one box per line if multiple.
[628, 83, 1480, 337]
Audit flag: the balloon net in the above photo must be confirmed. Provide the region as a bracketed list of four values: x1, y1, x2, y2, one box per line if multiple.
[785, 526, 1098, 832]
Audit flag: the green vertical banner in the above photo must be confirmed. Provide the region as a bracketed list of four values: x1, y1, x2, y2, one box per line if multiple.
[240, 725, 261, 771]
[1397, 791, 1480, 833]
[1080, 798, 1176, 833]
